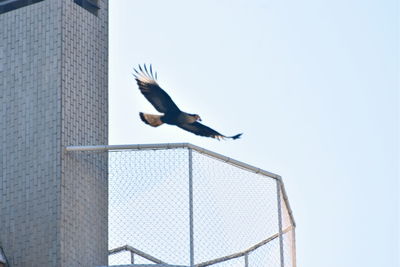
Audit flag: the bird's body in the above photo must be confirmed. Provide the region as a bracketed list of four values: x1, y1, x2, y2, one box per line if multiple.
[139, 111, 198, 126]
[133, 64, 242, 140]
[163, 112, 199, 125]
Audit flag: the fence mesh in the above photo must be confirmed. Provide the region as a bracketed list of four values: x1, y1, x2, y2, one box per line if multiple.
[70, 144, 295, 267]
[191, 151, 279, 264]
[108, 149, 191, 265]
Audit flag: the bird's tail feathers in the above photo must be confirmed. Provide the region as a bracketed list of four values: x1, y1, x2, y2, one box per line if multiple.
[228, 133, 243, 140]
[139, 112, 164, 127]
[213, 133, 243, 141]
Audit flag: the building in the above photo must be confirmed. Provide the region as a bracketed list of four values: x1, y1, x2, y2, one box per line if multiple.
[0, 0, 108, 266]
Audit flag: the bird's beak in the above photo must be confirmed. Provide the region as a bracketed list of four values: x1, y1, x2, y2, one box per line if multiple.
[198, 117, 202, 121]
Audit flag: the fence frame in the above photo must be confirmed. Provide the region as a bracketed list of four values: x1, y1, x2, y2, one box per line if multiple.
[66, 143, 296, 267]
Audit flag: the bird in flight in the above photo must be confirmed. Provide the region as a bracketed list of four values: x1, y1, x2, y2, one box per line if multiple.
[133, 64, 242, 140]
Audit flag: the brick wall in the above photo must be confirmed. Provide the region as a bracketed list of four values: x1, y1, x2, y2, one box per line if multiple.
[0, 1, 108, 266]
[60, 0, 108, 266]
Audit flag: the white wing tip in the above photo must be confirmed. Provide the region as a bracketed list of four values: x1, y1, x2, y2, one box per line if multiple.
[133, 64, 158, 84]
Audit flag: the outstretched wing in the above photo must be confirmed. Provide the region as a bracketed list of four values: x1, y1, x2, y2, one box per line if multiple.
[178, 122, 224, 139]
[133, 64, 180, 114]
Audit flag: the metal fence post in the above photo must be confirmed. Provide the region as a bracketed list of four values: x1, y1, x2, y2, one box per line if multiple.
[130, 251, 135, 264]
[292, 227, 297, 267]
[189, 148, 195, 267]
[244, 253, 249, 267]
[276, 179, 285, 267]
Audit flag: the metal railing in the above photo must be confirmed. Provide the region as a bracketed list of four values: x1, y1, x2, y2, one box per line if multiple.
[66, 143, 296, 267]
[109, 245, 166, 265]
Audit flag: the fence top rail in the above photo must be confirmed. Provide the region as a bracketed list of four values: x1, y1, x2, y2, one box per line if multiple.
[65, 143, 280, 178]
[65, 142, 295, 227]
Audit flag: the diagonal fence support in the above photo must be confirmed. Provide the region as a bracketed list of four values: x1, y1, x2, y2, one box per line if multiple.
[194, 226, 293, 267]
[108, 245, 167, 264]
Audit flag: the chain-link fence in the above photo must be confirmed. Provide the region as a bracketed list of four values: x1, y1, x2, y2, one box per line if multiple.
[66, 143, 296, 267]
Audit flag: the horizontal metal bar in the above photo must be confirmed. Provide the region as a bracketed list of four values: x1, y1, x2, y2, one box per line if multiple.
[186, 143, 281, 180]
[195, 226, 293, 267]
[109, 245, 166, 264]
[65, 143, 280, 179]
[65, 143, 189, 152]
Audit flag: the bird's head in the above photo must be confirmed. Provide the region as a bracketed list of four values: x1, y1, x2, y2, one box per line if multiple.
[186, 113, 202, 123]
[194, 114, 202, 121]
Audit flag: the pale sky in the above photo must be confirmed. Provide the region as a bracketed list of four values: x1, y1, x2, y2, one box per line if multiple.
[108, 1, 399, 266]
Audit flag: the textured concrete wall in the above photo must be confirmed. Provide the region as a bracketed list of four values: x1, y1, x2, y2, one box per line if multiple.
[0, 0, 108, 266]
[60, 0, 108, 266]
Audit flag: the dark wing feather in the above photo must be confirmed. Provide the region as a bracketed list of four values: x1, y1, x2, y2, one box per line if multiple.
[177, 122, 223, 138]
[134, 65, 180, 114]
[136, 80, 180, 113]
